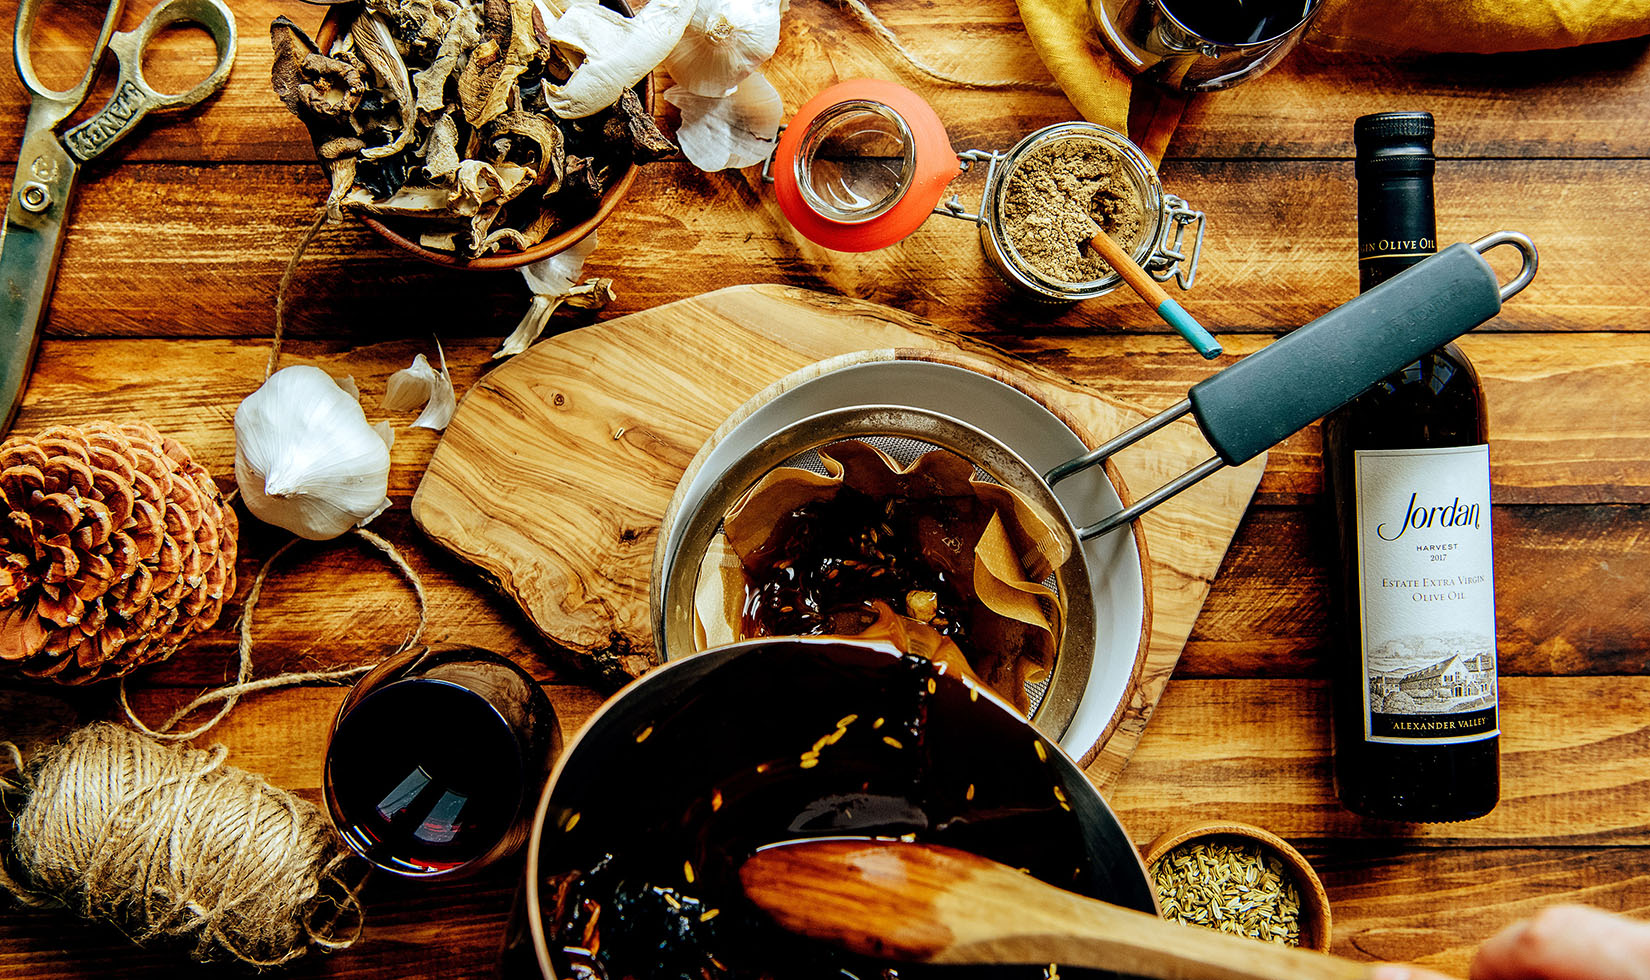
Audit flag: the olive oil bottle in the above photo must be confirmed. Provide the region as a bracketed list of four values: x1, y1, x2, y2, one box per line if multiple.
[1323, 112, 1500, 821]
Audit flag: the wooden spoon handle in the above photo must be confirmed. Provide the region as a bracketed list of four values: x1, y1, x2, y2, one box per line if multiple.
[942, 863, 1375, 980]
[1088, 229, 1175, 309]
[1088, 229, 1222, 359]
[743, 840, 1386, 980]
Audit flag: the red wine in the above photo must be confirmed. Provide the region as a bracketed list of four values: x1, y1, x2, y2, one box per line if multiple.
[1159, 0, 1317, 44]
[326, 677, 524, 874]
[1323, 112, 1500, 821]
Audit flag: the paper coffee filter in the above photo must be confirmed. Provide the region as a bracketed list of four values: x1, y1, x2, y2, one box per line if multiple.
[692, 439, 1069, 714]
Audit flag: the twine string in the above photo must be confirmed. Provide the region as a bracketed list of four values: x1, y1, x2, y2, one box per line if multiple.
[0, 740, 56, 909]
[119, 527, 428, 742]
[0, 724, 365, 965]
[270, 206, 331, 381]
[838, 0, 1060, 91]
[0, 740, 22, 794]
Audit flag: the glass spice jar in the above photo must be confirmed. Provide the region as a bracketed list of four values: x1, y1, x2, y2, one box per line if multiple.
[766, 81, 1205, 304]
[971, 122, 1204, 302]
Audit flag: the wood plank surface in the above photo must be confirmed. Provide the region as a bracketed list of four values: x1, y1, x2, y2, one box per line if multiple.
[1316, 845, 1650, 972]
[3, 496, 1638, 694]
[2, 0, 1648, 977]
[1186, 505, 1650, 679]
[26, 158, 1650, 339]
[1108, 676, 1650, 848]
[4, 3, 1646, 164]
[15, 333, 1649, 508]
[16, 671, 1650, 850]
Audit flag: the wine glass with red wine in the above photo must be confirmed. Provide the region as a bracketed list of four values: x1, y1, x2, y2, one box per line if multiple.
[324, 645, 560, 878]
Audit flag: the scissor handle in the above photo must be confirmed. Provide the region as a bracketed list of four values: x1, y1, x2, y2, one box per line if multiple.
[59, 0, 236, 163]
[14, 0, 126, 125]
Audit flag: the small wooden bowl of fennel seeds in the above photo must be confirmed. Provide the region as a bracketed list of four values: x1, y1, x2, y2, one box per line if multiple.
[1141, 821, 1332, 952]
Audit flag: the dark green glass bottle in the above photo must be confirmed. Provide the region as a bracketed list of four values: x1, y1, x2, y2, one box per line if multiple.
[1322, 112, 1500, 821]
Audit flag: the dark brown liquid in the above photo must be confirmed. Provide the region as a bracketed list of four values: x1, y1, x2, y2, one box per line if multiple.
[532, 645, 1153, 980]
[326, 678, 523, 874]
[1159, 0, 1315, 44]
[739, 487, 990, 652]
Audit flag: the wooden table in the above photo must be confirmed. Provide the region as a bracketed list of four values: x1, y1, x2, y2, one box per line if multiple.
[3, 2, 1648, 977]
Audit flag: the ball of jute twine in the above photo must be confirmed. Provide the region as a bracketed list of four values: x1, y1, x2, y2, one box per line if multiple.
[0, 724, 362, 966]
[0, 528, 430, 965]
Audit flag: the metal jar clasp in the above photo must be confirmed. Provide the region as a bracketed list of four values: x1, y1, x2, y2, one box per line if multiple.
[1143, 194, 1205, 290]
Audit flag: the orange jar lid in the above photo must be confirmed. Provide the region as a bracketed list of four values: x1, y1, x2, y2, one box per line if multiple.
[772, 80, 964, 253]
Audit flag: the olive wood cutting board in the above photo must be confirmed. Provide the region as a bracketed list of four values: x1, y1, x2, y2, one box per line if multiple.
[411, 284, 1265, 788]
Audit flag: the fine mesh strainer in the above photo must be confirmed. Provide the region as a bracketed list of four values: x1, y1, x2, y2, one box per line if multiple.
[655, 234, 1537, 741]
[661, 406, 1099, 738]
[726, 425, 1082, 721]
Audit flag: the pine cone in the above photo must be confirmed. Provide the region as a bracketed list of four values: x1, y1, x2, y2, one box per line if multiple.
[0, 422, 238, 684]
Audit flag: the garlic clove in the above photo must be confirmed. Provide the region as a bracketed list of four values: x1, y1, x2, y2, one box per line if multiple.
[664, 72, 784, 172]
[521, 230, 601, 297]
[382, 344, 457, 431]
[234, 366, 394, 541]
[497, 233, 613, 358]
[664, 0, 784, 98]
[543, 0, 696, 120]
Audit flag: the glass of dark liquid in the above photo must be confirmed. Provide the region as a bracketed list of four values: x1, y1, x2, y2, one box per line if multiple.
[324, 645, 560, 878]
[1090, 0, 1323, 92]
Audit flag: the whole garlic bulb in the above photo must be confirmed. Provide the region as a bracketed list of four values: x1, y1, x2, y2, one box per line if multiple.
[663, 0, 784, 98]
[235, 366, 393, 541]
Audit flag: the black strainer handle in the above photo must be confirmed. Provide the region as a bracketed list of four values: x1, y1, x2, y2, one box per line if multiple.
[1191, 235, 1533, 465]
[1050, 232, 1537, 539]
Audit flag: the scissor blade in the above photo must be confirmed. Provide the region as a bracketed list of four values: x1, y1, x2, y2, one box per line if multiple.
[0, 133, 79, 435]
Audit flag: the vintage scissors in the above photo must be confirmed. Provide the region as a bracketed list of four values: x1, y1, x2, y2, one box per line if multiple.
[0, 0, 236, 434]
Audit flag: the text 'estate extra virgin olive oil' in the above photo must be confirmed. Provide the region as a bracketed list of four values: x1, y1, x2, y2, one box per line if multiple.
[1322, 112, 1500, 821]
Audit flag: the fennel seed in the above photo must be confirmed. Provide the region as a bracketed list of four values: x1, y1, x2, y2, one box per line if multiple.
[1149, 839, 1304, 946]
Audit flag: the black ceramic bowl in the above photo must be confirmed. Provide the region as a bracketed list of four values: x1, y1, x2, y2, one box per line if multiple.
[505, 637, 1157, 979]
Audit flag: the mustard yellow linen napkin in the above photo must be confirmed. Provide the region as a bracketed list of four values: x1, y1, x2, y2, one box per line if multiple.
[1310, 0, 1650, 54]
[1014, 0, 1185, 166]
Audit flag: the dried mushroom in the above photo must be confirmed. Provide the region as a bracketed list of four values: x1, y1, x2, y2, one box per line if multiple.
[270, 0, 678, 259]
[271, 19, 367, 125]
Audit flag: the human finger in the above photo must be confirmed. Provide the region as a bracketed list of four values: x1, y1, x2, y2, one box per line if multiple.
[1472, 905, 1650, 980]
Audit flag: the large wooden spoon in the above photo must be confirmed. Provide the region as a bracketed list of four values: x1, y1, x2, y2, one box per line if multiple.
[740, 839, 1398, 980]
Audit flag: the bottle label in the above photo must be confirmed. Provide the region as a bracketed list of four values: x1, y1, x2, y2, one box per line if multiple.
[1359, 236, 1437, 261]
[1354, 444, 1498, 744]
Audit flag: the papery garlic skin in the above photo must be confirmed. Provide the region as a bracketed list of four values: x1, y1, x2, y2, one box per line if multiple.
[544, 0, 696, 119]
[235, 366, 394, 541]
[382, 344, 457, 431]
[664, 0, 783, 98]
[664, 72, 784, 171]
[497, 232, 616, 358]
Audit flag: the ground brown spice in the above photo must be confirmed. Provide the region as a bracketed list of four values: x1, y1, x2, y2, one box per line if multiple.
[1000, 138, 1145, 285]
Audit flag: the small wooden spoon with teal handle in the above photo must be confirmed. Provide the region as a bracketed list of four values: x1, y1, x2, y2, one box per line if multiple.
[1089, 228, 1223, 360]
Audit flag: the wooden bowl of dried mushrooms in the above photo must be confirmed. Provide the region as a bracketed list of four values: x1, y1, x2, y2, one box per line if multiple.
[274, 0, 675, 270]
